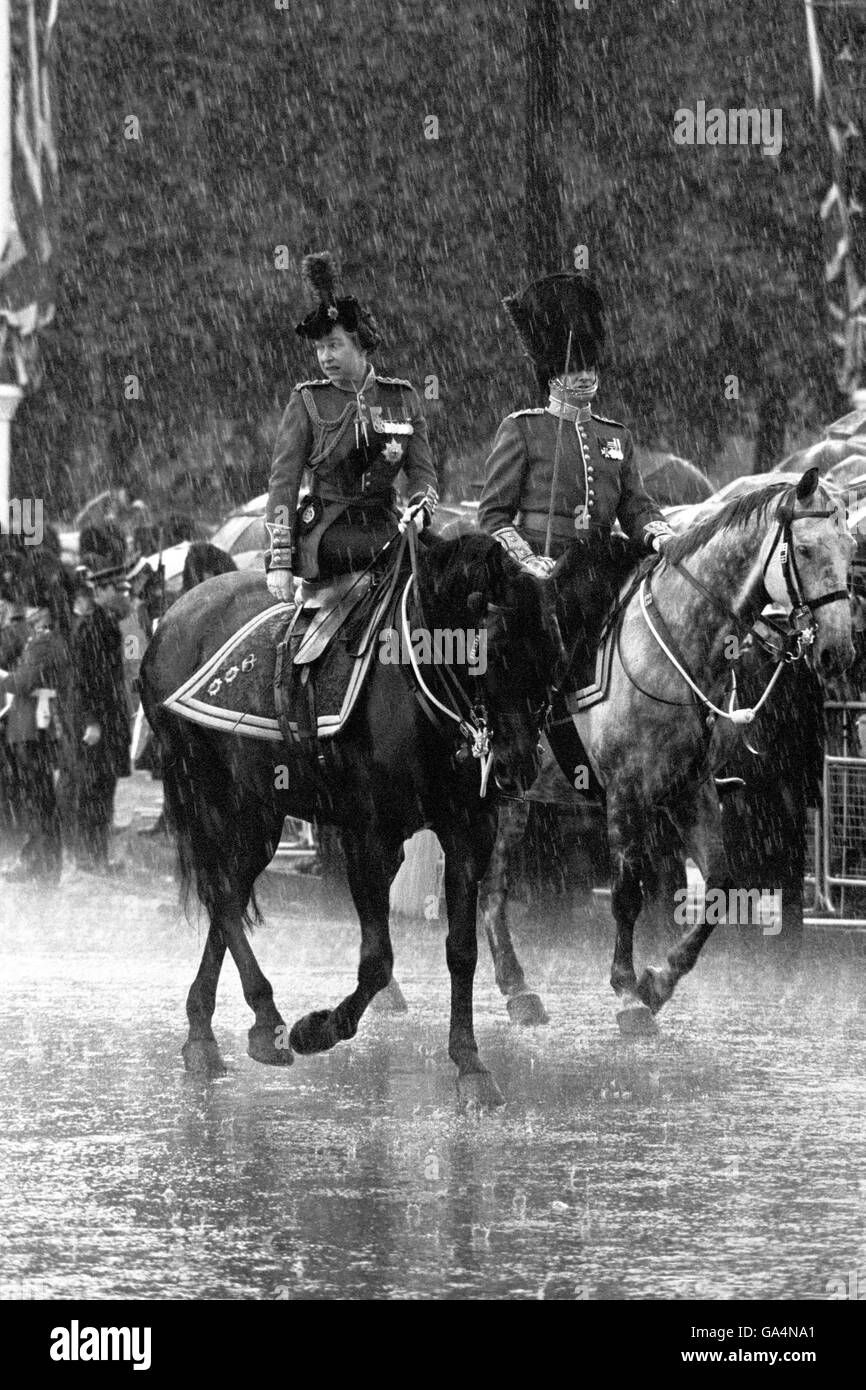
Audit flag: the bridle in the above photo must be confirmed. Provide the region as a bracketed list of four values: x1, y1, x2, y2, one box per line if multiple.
[401, 521, 506, 796]
[635, 482, 851, 726]
[399, 570, 495, 795]
[754, 491, 850, 661]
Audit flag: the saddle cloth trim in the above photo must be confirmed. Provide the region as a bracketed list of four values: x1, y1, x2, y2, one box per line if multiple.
[161, 580, 398, 743]
[565, 620, 616, 712]
[281, 578, 397, 738]
[162, 603, 293, 740]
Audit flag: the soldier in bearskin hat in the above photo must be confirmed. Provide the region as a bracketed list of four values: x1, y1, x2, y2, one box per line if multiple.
[478, 273, 674, 578]
[265, 253, 439, 601]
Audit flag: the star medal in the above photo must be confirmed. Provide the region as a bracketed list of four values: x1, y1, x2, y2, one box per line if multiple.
[383, 437, 404, 463]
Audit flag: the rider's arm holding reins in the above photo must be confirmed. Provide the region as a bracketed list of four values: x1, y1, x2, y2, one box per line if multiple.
[615, 431, 675, 552]
[398, 383, 439, 524]
[266, 389, 315, 568]
[477, 416, 540, 566]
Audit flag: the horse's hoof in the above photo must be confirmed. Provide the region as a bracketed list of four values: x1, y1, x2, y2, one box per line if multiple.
[247, 1024, 295, 1066]
[369, 978, 409, 1014]
[289, 1010, 342, 1055]
[182, 1038, 227, 1077]
[506, 992, 550, 1026]
[635, 966, 673, 1014]
[457, 1069, 505, 1112]
[615, 1001, 659, 1038]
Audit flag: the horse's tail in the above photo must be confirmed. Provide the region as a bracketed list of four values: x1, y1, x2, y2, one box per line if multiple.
[150, 703, 263, 929]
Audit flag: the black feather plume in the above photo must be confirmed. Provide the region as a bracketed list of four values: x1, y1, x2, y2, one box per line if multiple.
[301, 252, 338, 304]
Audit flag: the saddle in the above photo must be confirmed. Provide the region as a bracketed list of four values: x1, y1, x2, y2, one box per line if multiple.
[558, 538, 653, 707]
[545, 539, 654, 799]
[161, 567, 401, 747]
[274, 565, 403, 747]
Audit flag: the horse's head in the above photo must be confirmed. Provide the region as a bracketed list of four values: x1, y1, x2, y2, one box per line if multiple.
[761, 467, 855, 679]
[418, 534, 563, 796]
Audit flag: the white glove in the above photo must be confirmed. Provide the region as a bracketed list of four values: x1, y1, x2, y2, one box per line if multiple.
[652, 532, 673, 554]
[521, 554, 556, 579]
[82, 722, 101, 747]
[398, 498, 428, 533]
[266, 569, 294, 602]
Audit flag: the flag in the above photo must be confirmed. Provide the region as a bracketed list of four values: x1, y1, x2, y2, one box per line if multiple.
[805, 0, 866, 397]
[0, 0, 59, 389]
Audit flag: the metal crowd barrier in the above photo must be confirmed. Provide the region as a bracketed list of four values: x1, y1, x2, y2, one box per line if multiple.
[808, 700, 866, 926]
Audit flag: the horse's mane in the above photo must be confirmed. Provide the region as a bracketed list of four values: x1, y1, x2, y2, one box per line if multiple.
[662, 481, 796, 564]
[418, 531, 520, 603]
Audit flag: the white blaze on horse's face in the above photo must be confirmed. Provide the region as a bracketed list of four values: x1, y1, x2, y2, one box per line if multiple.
[759, 479, 855, 677]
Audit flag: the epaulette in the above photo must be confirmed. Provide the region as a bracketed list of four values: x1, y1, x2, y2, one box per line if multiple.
[507, 408, 545, 419]
[294, 378, 331, 389]
[375, 374, 413, 388]
[592, 412, 626, 428]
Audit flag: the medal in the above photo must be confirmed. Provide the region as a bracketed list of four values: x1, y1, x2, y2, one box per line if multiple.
[383, 438, 404, 463]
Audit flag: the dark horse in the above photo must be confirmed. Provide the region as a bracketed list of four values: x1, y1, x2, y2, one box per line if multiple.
[139, 533, 560, 1108]
[481, 470, 854, 1032]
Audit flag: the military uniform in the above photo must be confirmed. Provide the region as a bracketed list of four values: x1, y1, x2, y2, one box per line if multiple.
[266, 368, 439, 581]
[64, 604, 131, 869]
[0, 621, 70, 880]
[478, 401, 671, 561]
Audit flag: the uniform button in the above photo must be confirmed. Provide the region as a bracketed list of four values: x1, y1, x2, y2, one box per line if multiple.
[588, 490, 596, 498]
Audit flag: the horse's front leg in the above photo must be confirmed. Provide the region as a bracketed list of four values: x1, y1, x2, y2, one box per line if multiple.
[182, 922, 228, 1077]
[219, 904, 295, 1066]
[480, 798, 549, 1026]
[289, 828, 401, 1055]
[608, 789, 658, 1037]
[438, 817, 505, 1110]
[636, 779, 731, 1013]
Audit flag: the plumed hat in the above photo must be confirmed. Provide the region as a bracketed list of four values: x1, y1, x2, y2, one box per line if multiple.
[502, 273, 606, 388]
[295, 253, 382, 351]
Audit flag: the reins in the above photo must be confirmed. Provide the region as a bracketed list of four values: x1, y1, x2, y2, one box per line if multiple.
[402, 520, 495, 796]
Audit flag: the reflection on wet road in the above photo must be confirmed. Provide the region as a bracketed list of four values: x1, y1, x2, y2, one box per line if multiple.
[2, 873, 866, 1300]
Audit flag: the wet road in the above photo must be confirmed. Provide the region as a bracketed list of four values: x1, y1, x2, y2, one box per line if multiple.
[2, 860, 866, 1301]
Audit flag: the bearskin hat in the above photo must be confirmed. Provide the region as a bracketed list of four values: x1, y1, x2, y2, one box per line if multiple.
[502, 273, 606, 390]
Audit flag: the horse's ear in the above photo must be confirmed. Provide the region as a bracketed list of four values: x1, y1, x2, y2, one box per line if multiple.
[796, 466, 820, 502]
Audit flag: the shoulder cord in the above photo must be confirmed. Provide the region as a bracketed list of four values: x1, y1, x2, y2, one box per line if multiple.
[301, 388, 359, 469]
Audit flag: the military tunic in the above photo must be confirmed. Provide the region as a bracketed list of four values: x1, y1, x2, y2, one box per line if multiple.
[478, 404, 670, 558]
[266, 369, 439, 580]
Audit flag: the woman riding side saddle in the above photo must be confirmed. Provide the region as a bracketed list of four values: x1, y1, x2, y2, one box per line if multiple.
[265, 253, 439, 603]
